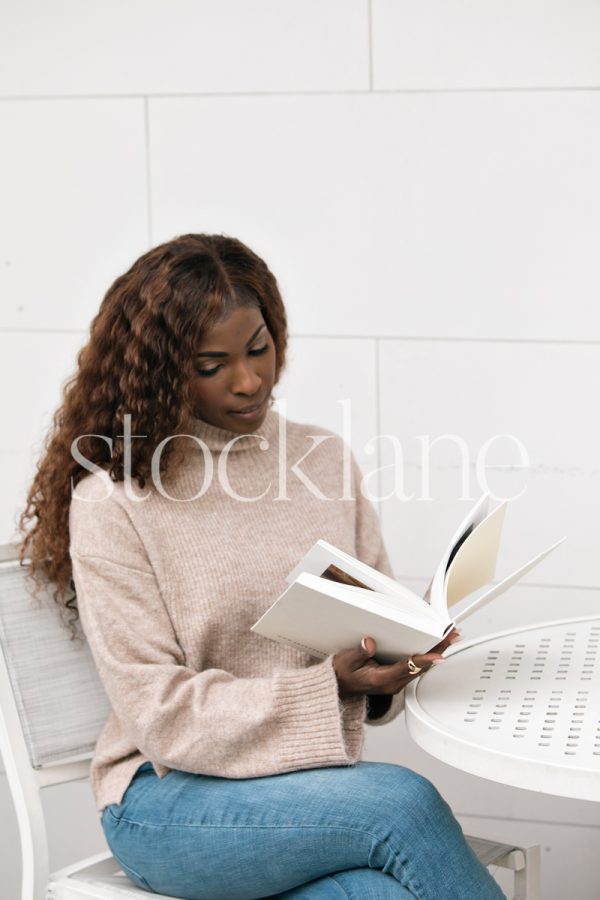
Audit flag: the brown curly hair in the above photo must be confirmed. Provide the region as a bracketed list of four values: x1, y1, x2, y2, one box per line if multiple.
[18, 233, 288, 632]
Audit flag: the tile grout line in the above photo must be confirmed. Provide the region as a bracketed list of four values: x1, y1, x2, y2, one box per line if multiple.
[143, 96, 154, 246]
[374, 337, 382, 510]
[0, 328, 88, 335]
[1, 86, 600, 102]
[1, 328, 599, 347]
[292, 334, 600, 346]
[367, 0, 374, 92]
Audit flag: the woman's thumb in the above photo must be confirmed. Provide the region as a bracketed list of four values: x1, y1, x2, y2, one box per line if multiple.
[360, 636, 376, 656]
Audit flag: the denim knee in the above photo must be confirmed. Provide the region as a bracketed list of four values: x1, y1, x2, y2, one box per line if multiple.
[399, 769, 447, 817]
[371, 765, 450, 824]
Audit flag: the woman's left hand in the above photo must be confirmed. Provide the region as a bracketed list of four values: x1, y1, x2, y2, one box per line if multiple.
[362, 626, 461, 694]
[334, 628, 461, 700]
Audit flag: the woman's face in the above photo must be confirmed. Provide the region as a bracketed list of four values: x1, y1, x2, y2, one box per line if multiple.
[190, 304, 277, 434]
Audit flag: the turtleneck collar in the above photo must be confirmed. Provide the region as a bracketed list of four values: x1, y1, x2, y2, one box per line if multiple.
[187, 404, 280, 454]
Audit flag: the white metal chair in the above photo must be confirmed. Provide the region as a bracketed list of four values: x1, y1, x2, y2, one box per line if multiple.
[0, 544, 540, 900]
[0, 544, 178, 900]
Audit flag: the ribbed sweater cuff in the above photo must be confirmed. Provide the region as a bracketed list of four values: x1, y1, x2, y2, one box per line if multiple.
[274, 655, 366, 772]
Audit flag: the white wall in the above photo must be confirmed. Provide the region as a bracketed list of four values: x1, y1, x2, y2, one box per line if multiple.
[1, 2, 599, 897]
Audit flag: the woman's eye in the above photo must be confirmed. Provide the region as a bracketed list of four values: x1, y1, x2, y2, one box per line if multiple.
[196, 345, 268, 377]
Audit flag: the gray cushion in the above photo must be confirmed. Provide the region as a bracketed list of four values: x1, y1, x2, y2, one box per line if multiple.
[0, 560, 110, 767]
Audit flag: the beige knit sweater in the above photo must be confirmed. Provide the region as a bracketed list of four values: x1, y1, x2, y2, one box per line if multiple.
[69, 407, 405, 811]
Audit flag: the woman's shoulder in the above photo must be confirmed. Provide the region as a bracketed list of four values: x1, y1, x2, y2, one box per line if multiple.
[69, 472, 135, 543]
[69, 472, 152, 569]
[70, 470, 133, 507]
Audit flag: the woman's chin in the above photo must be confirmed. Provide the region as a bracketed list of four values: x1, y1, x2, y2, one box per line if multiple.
[226, 399, 268, 432]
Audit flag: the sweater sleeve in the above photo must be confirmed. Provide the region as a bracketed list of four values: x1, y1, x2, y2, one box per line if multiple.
[69, 490, 366, 780]
[351, 452, 406, 728]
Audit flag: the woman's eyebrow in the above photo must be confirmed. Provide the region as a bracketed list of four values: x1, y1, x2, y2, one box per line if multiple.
[196, 323, 266, 358]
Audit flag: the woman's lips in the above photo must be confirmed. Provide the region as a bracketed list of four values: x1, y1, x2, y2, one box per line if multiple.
[228, 398, 265, 420]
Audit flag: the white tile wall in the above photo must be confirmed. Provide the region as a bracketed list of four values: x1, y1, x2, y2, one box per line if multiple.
[0, 100, 149, 332]
[0, 0, 369, 96]
[454, 583, 600, 644]
[0, 331, 86, 541]
[149, 92, 600, 340]
[274, 336, 379, 479]
[2, 4, 600, 898]
[378, 339, 600, 587]
[372, 0, 600, 90]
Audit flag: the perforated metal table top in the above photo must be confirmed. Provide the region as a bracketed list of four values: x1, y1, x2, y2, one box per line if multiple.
[405, 616, 600, 801]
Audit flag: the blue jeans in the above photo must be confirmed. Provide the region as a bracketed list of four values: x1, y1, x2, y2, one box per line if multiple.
[101, 761, 505, 900]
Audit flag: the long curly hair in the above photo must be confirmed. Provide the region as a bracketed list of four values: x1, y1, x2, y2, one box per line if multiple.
[18, 233, 288, 632]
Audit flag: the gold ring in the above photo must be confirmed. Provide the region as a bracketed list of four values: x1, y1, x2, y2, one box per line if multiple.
[407, 657, 423, 675]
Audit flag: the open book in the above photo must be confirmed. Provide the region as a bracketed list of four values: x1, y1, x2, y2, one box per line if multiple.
[251, 494, 565, 664]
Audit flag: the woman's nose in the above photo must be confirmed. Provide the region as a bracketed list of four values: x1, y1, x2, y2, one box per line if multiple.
[230, 360, 262, 395]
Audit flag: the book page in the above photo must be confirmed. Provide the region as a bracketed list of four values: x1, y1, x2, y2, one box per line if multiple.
[445, 501, 507, 607]
[429, 494, 490, 615]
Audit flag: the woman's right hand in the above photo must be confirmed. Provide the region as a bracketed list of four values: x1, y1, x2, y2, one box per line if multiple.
[332, 631, 459, 701]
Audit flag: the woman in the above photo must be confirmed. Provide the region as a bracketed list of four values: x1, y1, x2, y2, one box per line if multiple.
[20, 234, 505, 899]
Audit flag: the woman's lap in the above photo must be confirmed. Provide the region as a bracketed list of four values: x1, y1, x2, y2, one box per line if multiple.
[101, 761, 504, 900]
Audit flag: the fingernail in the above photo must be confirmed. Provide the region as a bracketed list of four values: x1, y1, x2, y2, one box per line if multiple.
[431, 659, 445, 665]
[361, 638, 368, 651]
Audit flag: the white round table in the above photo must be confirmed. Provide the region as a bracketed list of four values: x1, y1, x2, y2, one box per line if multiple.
[405, 616, 600, 801]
